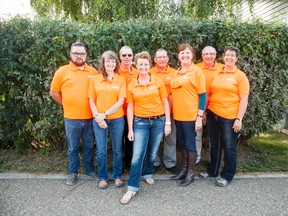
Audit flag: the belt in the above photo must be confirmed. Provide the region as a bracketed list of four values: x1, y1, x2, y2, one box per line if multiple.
[134, 114, 165, 120]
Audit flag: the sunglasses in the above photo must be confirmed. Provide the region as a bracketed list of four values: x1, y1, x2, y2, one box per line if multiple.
[122, 54, 132, 57]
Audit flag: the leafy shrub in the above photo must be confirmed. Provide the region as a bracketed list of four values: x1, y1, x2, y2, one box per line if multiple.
[0, 17, 287, 150]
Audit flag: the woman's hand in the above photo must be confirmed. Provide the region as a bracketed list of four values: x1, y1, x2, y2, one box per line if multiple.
[164, 125, 171, 137]
[94, 113, 106, 124]
[233, 119, 242, 133]
[127, 130, 134, 141]
[98, 120, 107, 129]
[202, 112, 207, 125]
[195, 116, 203, 131]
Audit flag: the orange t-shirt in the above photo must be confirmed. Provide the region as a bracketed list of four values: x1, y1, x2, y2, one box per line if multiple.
[50, 61, 98, 119]
[127, 75, 168, 117]
[207, 66, 250, 119]
[118, 65, 138, 114]
[171, 64, 206, 121]
[196, 61, 223, 90]
[87, 73, 126, 120]
[150, 65, 176, 96]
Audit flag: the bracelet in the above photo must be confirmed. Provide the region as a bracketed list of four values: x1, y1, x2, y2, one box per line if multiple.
[236, 118, 241, 121]
[197, 114, 203, 118]
[104, 112, 108, 116]
[165, 122, 171, 125]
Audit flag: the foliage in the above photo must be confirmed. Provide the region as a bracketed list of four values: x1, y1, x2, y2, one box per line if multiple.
[30, 0, 255, 22]
[0, 17, 287, 150]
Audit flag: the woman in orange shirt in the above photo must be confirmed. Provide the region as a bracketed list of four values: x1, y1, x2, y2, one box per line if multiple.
[120, 51, 171, 204]
[170, 43, 206, 187]
[87, 51, 126, 189]
[199, 46, 250, 187]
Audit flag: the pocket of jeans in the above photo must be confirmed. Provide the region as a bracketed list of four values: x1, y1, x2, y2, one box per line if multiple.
[134, 116, 141, 122]
[159, 115, 166, 121]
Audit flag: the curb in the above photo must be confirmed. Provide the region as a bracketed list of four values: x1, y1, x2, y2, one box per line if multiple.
[0, 173, 287, 180]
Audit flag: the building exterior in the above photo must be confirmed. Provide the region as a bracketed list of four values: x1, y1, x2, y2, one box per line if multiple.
[241, 0, 288, 23]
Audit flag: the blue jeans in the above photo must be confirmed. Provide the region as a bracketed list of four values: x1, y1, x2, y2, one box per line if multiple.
[93, 117, 124, 181]
[128, 116, 165, 192]
[64, 118, 95, 175]
[174, 120, 197, 153]
[206, 109, 239, 181]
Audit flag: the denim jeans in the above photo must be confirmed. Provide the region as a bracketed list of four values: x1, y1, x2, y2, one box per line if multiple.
[206, 109, 239, 181]
[174, 120, 197, 153]
[64, 118, 95, 175]
[128, 116, 165, 192]
[93, 117, 124, 181]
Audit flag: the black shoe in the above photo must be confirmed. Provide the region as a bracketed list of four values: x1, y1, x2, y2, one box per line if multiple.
[165, 166, 179, 174]
[153, 166, 160, 172]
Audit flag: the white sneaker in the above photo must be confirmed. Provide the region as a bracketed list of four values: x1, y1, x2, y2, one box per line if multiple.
[198, 172, 209, 179]
[120, 191, 137, 204]
[216, 177, 229, 187]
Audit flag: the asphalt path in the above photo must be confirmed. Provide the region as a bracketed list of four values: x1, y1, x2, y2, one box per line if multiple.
[0, 173, 287, 216]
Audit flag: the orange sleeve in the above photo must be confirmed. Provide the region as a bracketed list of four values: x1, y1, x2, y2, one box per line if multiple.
[238, 73, 250, 94]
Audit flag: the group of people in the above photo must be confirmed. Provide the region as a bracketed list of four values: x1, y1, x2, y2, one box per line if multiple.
[50, 42, 250, 205]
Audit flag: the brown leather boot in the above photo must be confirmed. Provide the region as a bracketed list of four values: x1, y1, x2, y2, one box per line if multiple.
[170, 149, 187, 180]
[180, 152, 196, 186]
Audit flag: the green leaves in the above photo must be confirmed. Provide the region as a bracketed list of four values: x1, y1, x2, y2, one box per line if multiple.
[0, 17, 287, 150]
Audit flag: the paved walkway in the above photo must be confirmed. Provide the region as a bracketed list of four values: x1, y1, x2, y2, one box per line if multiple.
[1, 173, 287, 216]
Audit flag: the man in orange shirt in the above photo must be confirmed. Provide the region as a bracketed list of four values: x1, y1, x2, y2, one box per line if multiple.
[150, 48, 178, 174]
[196, 46, 223, 164]
[118, 46, 138, 171]
[50, 42, 97, 186]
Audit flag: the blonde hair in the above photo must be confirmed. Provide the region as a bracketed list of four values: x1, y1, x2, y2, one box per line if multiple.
[134, 51, 152, 65]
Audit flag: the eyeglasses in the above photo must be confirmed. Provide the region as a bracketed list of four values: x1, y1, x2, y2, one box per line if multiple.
[224, 54, 237, 57]
[105, 59, 116, 64]
[137, 63, 149, 67]
[122, 54, 133, 57]
[71, 52, 87, 56]
[202, 53, 216, 56]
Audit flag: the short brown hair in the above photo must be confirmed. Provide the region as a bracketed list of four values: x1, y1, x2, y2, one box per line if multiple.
[178, 43, 196, 62]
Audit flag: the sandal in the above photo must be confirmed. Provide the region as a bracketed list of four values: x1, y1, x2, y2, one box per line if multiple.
[120, 191, 137, 204]
[115, 179, 124, 188]
[145, 178, 155, 185]
[98, 180, 108, 189]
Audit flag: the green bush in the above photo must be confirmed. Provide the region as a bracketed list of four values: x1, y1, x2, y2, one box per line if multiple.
[0, 17, 287, 150]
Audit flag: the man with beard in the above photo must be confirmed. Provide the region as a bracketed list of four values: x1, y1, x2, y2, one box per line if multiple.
[50, 42, 98, 185]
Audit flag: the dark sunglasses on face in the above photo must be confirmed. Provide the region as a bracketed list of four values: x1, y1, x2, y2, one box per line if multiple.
[122, 54, 132, 57]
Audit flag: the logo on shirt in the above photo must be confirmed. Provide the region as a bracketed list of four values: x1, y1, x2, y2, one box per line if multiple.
[148, 86, 158, 90]
[226, 78, 235, 82]
[112, 86, 120, 90]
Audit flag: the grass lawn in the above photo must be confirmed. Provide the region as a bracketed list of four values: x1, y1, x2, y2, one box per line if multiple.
[237, 131, 288, 173]
[0, 131, 287, 174]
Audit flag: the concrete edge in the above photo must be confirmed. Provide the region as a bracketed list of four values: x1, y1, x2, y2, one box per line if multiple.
[0, 173, 287, 180]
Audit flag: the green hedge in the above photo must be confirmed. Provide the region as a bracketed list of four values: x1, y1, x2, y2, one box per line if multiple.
[0, 17, 287, 151]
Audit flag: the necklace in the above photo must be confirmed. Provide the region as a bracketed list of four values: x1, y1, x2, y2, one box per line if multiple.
[138, 75, 150, 85]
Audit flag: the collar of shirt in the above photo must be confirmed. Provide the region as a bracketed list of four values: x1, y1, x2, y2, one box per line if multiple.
[69, 61, 88, 71]
[221, 66, 238, 73]
[132, 75, 157, 87]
